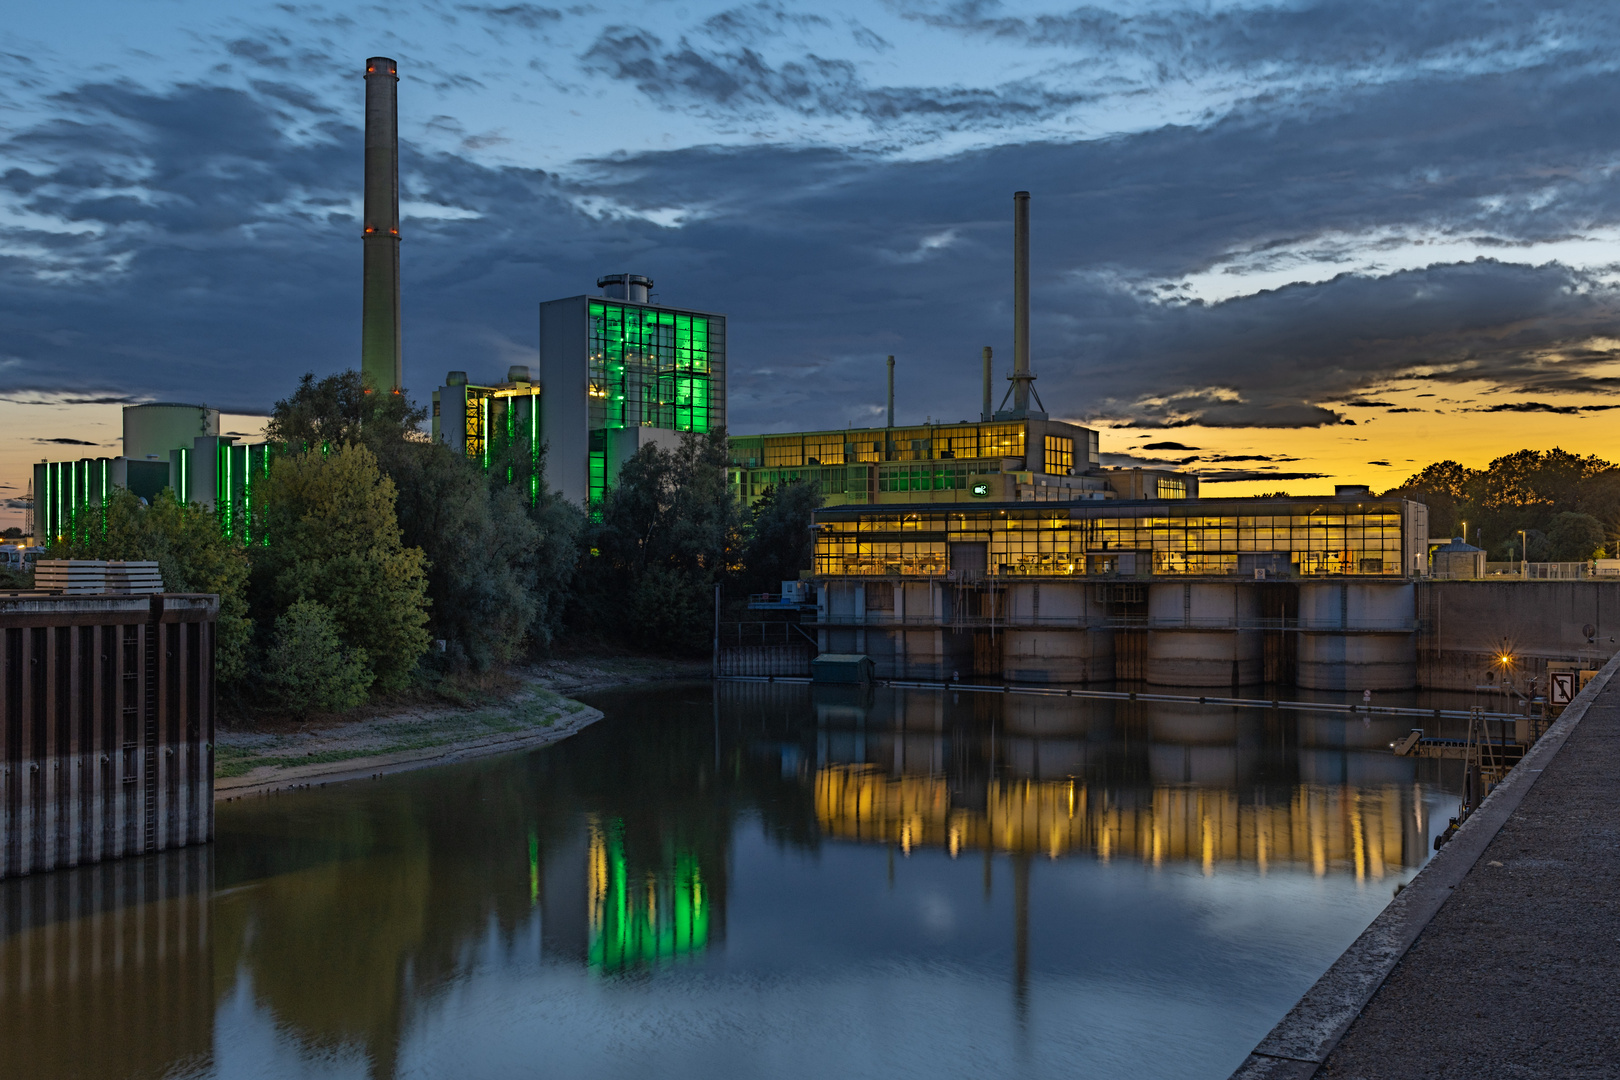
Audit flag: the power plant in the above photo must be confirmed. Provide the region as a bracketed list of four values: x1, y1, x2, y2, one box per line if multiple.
[19, 58, 1613, 709]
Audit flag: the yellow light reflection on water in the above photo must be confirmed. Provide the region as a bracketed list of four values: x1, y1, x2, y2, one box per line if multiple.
[813, 765, 1426, 880]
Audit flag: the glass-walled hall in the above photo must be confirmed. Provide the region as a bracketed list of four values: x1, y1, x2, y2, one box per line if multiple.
[813, 497, 1429, 578]
[589, 302, 723, 436]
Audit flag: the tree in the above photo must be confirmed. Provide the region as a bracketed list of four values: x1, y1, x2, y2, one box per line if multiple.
[258, 443, 431, 692]
[576, 430, 744, 653]
[52, 488, 253, 686]
[385, 440, 540, 669]
[741, 479, 823, 596]
[1383, 460, 1475, 537]
[262, 600, 371, 718]
[265, 370, 426, 459]
[1547, 512, 1607, 561]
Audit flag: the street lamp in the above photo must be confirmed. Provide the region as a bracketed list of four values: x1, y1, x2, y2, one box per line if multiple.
[1519, 529, 1528, 579]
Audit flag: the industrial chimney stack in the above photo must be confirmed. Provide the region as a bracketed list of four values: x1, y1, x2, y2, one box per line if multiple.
[361, 57, 402, 394]
[996, 190, 1046, 420]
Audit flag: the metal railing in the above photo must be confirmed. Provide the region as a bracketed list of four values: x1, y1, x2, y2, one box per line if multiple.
[810, 614, 1416, 632]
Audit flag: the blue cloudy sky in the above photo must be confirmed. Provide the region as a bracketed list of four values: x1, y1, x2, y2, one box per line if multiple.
[5, 0, 1620, 521]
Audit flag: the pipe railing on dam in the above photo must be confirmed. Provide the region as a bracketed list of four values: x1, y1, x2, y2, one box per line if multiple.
[715, 674, 1520, 722]
[810, 615, 1418, 631]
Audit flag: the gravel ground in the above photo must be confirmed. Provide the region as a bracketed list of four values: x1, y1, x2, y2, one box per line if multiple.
[1318, 680, 1620, 1079]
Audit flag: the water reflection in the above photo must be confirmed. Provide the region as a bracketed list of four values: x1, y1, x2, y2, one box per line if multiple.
[0, 683, 1461, 1080]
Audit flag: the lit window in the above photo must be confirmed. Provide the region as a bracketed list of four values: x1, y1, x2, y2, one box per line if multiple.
[1044, 435, 1074, 475]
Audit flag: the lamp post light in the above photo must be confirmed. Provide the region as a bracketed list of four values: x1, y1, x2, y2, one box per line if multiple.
[1519, 529, 1528, 579]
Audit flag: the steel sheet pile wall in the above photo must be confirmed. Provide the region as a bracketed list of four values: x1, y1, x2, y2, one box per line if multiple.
[1, 594, 218, 879]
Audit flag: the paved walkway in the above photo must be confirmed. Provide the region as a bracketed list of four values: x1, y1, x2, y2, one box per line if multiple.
[1235, 659, 1620, 1079]
[1316, 670, 1620, 1078]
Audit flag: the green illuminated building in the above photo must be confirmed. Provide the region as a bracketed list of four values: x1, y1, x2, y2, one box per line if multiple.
[429, 275, 726, 513]
[541, 275, 726, 509]
[430, 365, 544, 502]
[33, 405, 273, 547]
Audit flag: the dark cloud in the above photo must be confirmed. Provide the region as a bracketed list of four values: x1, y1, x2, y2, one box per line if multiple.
[3, 498, 32, 510]
[1139, 441, 1199, 451]
[1208, 454, 1298, 463]
[1338, 399, 1396, 407]
[36, 437, 101, 445]
[1368, 459, 1392, 466]
[0, 394, 144, 405]
[1466, 402, 1620, 414]
[1199, 471, 1331, 483]
[579, 25, 1085, 124]
[8, 27, 1620, 435]
[457, 4, 565, 29]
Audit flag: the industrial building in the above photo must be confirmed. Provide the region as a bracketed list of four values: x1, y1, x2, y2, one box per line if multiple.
[33, 403, 272, 547]
[739, 192, 1434, 691]
[435, 272, 727, 511]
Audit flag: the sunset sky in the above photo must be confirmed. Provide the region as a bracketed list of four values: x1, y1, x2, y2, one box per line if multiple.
[5, 0, 1620, 529]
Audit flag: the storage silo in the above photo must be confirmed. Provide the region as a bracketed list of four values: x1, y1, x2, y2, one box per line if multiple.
[123, 403, 220, 461]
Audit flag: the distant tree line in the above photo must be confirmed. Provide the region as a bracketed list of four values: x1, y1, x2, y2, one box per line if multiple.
[1383, 448, 1620, 561]
[48, 371, 821, 718]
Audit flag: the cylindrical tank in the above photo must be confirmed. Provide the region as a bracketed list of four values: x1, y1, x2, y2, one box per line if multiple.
[1144, 582, 1262, 687]
[1002, 630, 1114, 683]
[1001, 581, 1114, 683]
[1296, 582, 1417, 690]
[122, 403, 219, 461]
[598, 273, 653, 303]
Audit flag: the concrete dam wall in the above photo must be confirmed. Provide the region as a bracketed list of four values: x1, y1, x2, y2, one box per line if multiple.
[814, 578, 1620, 691]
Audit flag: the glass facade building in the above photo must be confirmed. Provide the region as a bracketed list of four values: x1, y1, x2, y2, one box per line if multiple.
[729, 418, 1107, 508]
[813, 497, 1428, 579]
[540, 294, 727, 511]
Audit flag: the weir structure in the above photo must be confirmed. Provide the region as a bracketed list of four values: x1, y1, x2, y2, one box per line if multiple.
[361, 56, 402, 394]
[1, 593, 219, 880]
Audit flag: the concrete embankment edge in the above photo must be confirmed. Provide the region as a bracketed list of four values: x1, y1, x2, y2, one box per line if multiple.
[1226, 650, 1620, 1080]
[214, 706, 605, 801]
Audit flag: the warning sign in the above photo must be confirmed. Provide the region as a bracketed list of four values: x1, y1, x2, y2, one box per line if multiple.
[1550, 671, 1577, 707]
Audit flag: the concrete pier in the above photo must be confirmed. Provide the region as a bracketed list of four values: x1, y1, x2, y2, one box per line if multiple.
[1229, 651, 1620, 1078]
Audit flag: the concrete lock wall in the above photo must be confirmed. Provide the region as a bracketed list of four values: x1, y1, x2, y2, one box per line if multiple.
[1416, 580, 1620, 691]
[1001, 582, 1114, 684]
[1145, 583, 1262, 686]
[1297, 582, 1417, 690]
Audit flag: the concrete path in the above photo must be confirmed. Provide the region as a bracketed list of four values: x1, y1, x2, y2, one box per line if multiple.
[1232, 655, 1620, 1079]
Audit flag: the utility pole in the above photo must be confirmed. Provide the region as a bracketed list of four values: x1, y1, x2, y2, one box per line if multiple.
[712, 583, 721, 680]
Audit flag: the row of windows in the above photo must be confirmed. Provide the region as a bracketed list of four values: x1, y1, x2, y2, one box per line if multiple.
[877, 460, 1001, 492]
[812, 546, 1401, 577]
[737, 423, 1029, 469]
[817, 509, 1405, 532]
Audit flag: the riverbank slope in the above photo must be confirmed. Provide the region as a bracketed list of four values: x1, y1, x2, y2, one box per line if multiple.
[216, 655, 707, 799]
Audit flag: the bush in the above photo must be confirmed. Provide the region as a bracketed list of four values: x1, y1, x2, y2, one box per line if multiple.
[263, 601, 372, 718]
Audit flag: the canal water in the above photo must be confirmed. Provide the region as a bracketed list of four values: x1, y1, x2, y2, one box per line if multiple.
[1, 682, 1467, 1080]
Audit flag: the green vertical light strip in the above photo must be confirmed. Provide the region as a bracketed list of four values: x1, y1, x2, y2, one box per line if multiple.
[530, 387, 539, 505]
[222, 441, 233, 539]
[528, 832, 540, 907]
